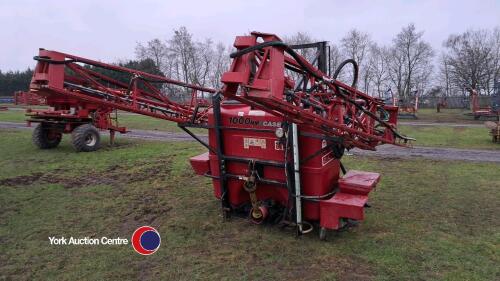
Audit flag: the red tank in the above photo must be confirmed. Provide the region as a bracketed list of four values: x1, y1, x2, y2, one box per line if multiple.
[189, 101, 379, 231]
[209, 102, 339, 220]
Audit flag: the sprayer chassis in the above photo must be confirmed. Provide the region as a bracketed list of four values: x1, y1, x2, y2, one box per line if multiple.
[27, 32, 412, 239]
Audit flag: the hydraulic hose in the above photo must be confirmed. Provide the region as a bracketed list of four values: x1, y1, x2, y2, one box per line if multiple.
[332, 59, 358, 88]
[230, 41, 324, 80]
[230, 41, 413, 143]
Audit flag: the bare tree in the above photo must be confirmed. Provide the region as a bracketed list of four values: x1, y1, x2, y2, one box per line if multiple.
[484, 27, 500, 93]
[189, 39, 214, 87]
[284, 32, 344, 79]
[284, 32, 317, 63]
[438, 54, 453, 97]
[135, 26, 232, 101]
[369, 44, 391, 98]
[387, 24, 434, 99]
[340, 29, 373, 91]
[133, 24, 500, 104]
[328, 43, 342, 77]
[211, 43, 231, 89]
[341, 29, 371, 68]
[168, 26, 196, 86]
[283, 32, 318, 84]
[135, 38, 168, 72]
[441, 28, 500, 95]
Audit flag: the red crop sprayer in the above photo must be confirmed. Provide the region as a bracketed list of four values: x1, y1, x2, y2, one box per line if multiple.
[27, 31, 412, 239]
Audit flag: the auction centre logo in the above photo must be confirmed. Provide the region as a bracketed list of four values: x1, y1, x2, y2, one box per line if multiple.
[131, 226, 161, 255]
[48, 226, 161, 255]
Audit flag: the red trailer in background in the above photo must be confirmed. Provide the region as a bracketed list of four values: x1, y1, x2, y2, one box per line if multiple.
[466, 86, 500, 120]
[28, 32, 413, 239]
[397, 91, 419, 119]
[14, 91, 46, 106]
[382, 88, 419, 119]
[475, 82, 500, 142]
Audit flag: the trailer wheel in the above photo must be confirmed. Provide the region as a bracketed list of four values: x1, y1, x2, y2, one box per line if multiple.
[71, 124, 101, 152]
[32, 124, 62, 149]
[319, 227, 327, 241]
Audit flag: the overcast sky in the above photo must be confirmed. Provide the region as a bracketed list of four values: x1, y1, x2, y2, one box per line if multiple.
[1, 0, 499, 71]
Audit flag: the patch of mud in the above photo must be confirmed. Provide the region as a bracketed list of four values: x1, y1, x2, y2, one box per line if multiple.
[336, 257, 376, 281]
[0, 173, 45, 186]
[1, 159, 175, 237]
[0, 159, 172, 189]
[120, 195, 173, 234]
[453, 127, 467, 132]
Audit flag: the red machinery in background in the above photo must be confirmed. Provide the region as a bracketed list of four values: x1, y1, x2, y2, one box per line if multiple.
[470, 82, 500, 143]
[466, 85, 500, 120]
[14, 91, 46, 106]
[28, 32, 412, 239]
[28, 48, 215, 151]
[382, 88, 419, 119]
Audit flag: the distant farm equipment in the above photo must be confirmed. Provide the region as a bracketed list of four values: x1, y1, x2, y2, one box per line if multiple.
[436, 97, 447, 113]
[382, 88, 418, 119]
[14, 91, 46, 106]
[465, 83, 500, 142]
[465, 83, 500, 120]
[484, 121, 500, 143]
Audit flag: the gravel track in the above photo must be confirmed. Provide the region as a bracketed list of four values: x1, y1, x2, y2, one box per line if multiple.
[1, 121, 498, 163]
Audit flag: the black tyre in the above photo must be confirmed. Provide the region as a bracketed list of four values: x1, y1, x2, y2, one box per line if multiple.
[71, 124, 101, 152]
[32, 123, 62, 149]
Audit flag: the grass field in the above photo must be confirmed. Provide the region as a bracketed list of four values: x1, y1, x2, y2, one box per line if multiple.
[1, 130, 498, 280]
[401, 108, 498, 124]
[399, 125, 499, 150]
[0, 109, 26, 123]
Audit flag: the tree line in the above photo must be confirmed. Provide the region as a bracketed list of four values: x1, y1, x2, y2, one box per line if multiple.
[0, 59, 162, 96]
[0, 69, 33, 96]
[1, 24, 499, 100]
[135, 24, 500, 100]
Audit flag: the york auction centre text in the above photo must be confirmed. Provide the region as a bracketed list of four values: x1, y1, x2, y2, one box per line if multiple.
[49, 236, 129, 245]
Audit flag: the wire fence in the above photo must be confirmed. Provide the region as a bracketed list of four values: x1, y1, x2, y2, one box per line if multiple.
[418, 96, 492, 109]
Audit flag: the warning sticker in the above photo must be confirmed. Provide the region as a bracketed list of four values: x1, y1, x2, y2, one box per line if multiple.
[244, 138, 267, 149]
[321, 151, 334, 166]
[275, 141, 284, 150]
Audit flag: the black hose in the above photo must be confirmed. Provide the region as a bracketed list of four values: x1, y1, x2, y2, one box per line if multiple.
[230, 41, 286, 59]
[333, 59, 358, 88]
[229, 40, 412, 142]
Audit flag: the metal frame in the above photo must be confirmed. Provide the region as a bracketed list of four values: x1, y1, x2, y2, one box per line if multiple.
[26, 33, 410, 236]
